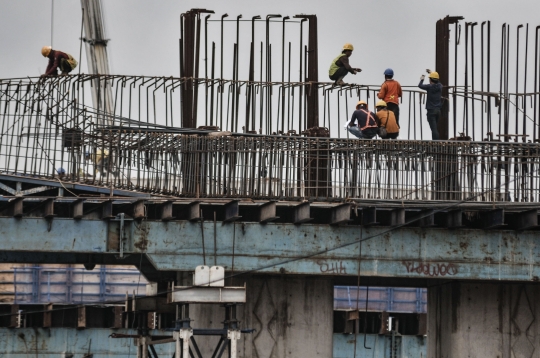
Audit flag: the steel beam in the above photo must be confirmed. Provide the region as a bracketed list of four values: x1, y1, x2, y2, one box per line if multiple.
[1, 218, 539, 282]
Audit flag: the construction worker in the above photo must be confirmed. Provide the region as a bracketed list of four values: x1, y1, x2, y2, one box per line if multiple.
[377, 68, 402, 125]
[345, 100, 378, 139]
[375, 100, 399, 139]
[328, 43, 362, 86]
[41, 46, 77, 76]
[418, 70, 443, 140]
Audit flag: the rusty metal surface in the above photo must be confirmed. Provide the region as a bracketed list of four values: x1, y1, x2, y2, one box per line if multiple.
[1, 218, 539, 282]
[2, 108, 540, 202]
[0, 327, 176, 357]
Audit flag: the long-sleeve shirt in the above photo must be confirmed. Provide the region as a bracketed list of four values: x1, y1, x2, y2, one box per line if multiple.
[418, 80, 443, 109]
[44, 50, 69, 76]
[348, 108, 379, 138]
[376, 109, 400, 134]
[377, 79, 402, 105]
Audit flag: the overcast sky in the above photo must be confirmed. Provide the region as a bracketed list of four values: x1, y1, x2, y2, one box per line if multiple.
[1, 0, 539, 84]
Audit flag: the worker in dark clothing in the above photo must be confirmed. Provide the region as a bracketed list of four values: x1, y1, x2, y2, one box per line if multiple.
[377, 68, 402, 126]
[418, 70, 443, 140]
[345, 100, 379, 139]
[328, 43, 362, 86]
[41, 46, 77, 76]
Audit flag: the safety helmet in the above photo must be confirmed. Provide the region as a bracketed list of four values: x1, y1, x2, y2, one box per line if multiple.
[357, 100, 367, 106]
[376, 100, 387, 107]
[429, 71, 440, 80]
[384, 68, 394, 76]
[56, 167, 66, 175]
[343, 43, 354, 51]
[41, 46, 52, 57]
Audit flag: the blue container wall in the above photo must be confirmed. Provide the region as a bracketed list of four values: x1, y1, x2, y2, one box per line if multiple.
[333, 333, 427, 358]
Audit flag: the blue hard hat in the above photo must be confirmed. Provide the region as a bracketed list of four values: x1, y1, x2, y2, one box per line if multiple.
[57, 167, 66, 175]
[384, 68, 394, 76]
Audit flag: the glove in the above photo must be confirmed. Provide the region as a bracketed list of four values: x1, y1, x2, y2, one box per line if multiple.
[420, 75, 425, 81]
[356, 68, 362, 73]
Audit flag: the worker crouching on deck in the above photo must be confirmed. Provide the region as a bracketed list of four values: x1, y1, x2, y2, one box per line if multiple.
[345, 100, 379, 139]
[328, 43, 362, 86]
[375, 100, 399, 139]
[41, 46, 78, 76]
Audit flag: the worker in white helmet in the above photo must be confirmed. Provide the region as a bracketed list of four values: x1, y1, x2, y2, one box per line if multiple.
[41, 46, 78, 76]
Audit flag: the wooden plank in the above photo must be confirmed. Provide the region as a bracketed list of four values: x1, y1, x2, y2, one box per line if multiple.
[77, 306, 86, 328]
[43, 303, 53, 328]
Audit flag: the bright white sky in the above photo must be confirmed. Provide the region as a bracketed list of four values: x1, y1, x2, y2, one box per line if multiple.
[1, 0, 539, 84]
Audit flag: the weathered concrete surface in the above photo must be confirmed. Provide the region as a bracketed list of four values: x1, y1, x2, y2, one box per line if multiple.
[333, 333, 426, 358]
[428, 282, 540, 358]
[1, 218, 539, 282]
[189, 275, 333, 358]
[0, 327, 176, 357]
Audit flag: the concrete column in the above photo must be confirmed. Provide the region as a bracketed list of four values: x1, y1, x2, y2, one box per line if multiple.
[428, 282, 540, 358]
[189, 275, 334, 358]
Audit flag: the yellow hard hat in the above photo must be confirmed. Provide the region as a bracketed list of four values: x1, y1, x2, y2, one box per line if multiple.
[429, 71, 440, 80]
[41, 46, 52, 57]
[376, 100, 387, 107]
[357, 100, 367, 106]
[343, 43, 354, 51]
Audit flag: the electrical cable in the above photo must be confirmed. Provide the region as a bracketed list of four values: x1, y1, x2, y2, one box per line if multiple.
[0, 163, 533, 320]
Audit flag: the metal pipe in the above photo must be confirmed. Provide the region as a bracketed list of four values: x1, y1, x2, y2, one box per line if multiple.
[516, 24, 524, 136]
[219, 13, 229, 130]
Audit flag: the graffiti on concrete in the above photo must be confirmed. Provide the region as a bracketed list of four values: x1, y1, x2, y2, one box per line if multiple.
[403, 261, 458, 277]
[317, 260, 347, 274]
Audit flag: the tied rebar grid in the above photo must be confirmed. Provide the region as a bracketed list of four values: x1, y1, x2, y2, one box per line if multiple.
[0, 77, 539, 202]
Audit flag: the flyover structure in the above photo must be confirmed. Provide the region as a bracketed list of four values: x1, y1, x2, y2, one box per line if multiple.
[1, 10, 540, 358]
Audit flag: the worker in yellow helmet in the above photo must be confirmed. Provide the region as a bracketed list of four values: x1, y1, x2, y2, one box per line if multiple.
[328, 43, 362, 86]
[375, 100, 399, 139]
[41, 46, 78, 76]
[345, 100, 378, 139]
[418, 69, 443, 140]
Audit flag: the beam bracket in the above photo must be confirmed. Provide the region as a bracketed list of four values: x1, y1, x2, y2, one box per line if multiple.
[223, 200, 242, 223]
[293, 202, 313, 224]
[330, 204, 351, 226]
[258, 201, 279, 223]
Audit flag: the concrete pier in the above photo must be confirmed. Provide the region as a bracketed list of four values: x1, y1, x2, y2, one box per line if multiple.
[428, 282, 540, 358]
[189, 275, 334, 358]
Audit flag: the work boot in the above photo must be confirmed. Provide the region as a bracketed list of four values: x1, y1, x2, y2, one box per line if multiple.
[333, 79, 345, 86]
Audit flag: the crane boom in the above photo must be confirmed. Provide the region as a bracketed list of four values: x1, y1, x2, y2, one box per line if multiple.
[81, 0, 113, 125]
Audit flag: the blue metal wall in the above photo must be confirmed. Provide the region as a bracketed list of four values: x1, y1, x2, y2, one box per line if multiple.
[334, 286, 427, 313]
[333, 333, 427, 358]
[2, 265, 147, 304]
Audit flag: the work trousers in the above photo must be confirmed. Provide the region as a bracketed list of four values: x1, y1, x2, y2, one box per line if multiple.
[59, 58, 72, 75]
[427, 108, 440, 140]
[330, 67, 349, 81]
[387, 102, 400, 127]
[347, 126, 376, 139]
[381, 132, 399, 139]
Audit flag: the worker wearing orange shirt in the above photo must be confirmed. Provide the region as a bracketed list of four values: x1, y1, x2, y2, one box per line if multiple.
[375, 100, 399, 139]
[377, 68, 402, 126]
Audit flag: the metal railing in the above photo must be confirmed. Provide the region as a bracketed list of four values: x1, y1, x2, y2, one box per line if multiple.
[1, 76, 540, 202]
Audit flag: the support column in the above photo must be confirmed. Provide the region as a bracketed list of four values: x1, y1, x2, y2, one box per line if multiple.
[189, 275, 334, 358]
[428, 282, 540, 358]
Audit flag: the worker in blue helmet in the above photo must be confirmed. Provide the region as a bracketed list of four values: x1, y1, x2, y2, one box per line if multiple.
[377, 68, 402, 126]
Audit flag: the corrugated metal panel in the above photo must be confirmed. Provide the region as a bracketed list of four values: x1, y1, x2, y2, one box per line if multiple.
[334, 286, 427, 313]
